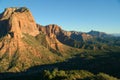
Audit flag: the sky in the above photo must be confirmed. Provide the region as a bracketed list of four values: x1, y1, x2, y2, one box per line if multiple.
[0, 0, 120, 33]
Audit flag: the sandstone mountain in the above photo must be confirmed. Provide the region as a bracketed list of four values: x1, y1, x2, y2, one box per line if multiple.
[0, 7, 82, 72]
[0, 7, 62, 72]
[37, 24, 92, 49]
[0, 7, 39, 38]
[36, 24, 80, 57]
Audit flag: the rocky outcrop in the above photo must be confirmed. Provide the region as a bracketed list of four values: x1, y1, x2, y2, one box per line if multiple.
[81, 33, 92, 41]
[0, 7, 40, 58]
[37, 24, 79, 56]
[37, 24, 92, 49]
[37, 24, 64, 52]
[37, 24, 62, 37]
[0, 7, 58, 72]
[0, 7, 39, 38]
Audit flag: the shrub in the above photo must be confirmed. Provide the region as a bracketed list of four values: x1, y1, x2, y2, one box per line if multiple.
[95, 73, 118, 80]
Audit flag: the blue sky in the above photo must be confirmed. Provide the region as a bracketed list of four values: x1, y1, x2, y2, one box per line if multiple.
[0, 0, 120, 33]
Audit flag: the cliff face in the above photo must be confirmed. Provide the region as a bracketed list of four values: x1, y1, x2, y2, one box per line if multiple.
[0, 7, 39, 38]
[38, 24, 61, 37]
[37, 24, 92, 49]
[37, 24, 81, 57]
[0, 7, 40, 55]
[0, 7, 58, 72]
[37, 24, 67, 54]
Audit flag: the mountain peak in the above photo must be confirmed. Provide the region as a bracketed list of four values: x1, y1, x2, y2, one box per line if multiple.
[0, 7, 39, 38]
[5, 7, 29, 12]
[1, 7, 29, 20]
[37, 24, 62, 37]
[88, 30, 112, 38]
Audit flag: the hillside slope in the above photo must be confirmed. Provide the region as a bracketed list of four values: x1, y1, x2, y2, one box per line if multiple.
[0, 7, 61, 72]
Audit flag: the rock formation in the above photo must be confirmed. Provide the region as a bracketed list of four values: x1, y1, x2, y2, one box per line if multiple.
[0, 7, 58, 72]
[0, 7, 39, 38]
[37, 24, 92, 49]
[37, 24, 75, 56]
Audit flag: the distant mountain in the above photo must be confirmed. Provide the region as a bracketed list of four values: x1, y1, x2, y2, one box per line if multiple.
[112, 33, 120, 37]
[88, 30, 113, 38]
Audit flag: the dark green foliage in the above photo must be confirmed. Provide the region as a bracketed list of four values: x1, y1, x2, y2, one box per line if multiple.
[35, 33, 49, 48]
[1, 69, 118, 80]
[43, 69, 93, 80]
[93, 73, 118, 80]
[43, 69, 118, 80]
[7, 49, 19, 70]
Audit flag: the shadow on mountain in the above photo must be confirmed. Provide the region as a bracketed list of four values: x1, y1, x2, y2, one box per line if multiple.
[0, 51, 120, 80]
[0, 20, 9, 38]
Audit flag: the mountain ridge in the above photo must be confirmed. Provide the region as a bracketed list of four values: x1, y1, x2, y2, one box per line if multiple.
[0, 7, 120, 73]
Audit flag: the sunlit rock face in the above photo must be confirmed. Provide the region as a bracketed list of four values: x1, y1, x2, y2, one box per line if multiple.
[0, 7, 58, 72]
[37, 24, 93, 50]
[0, 7, 39, 38]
